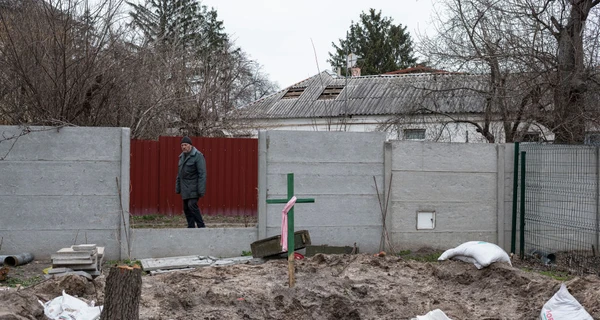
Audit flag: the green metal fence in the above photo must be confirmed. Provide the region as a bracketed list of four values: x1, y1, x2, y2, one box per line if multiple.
[513, 143, 600, 275]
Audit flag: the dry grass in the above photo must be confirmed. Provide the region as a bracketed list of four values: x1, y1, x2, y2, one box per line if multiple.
[130, 214, 257, 228]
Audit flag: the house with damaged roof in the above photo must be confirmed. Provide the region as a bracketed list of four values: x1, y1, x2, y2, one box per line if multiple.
[233, 67, 554, 143]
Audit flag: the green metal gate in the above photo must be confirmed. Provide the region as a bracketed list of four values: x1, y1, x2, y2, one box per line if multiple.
[512, 143, 600, 275]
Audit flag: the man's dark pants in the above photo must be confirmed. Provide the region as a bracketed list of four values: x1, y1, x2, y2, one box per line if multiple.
[183, 198, 205, 228]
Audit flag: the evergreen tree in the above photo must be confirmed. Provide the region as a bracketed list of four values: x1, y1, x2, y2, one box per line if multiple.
[127, 0, 227, 50]
[328, 9, 418, 75]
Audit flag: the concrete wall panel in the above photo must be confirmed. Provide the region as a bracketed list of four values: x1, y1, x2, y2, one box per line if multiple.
[0, 196, 120, 230]
[0, 127, 121, 161]
[391, 141, 497, 172]
[130, 228, 257, 259]
[266, 196, 382, 228]
[266, 173, 383, 197]
[391, 171, 497, 202]
[0, 126, 129, 260]
[0, 161, 120, 196]
[390, 231, 497, 250]
[267, 162, 383, 176]
[391, 201, 496, 233]
[266, 131, 385, 163]
[0, 230, 121, 260]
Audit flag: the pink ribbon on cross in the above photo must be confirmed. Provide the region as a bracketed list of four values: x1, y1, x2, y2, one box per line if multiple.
[280, 196, 297, 251]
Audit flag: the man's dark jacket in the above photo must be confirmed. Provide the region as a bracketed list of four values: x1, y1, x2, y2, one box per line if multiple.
[176, 147, 206, 200]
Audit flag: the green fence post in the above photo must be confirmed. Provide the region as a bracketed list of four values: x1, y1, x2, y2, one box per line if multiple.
[511, 142, 520, 254]
[519, 151, 526, 259]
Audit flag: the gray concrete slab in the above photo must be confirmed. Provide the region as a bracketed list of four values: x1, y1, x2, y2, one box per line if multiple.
[0, 161, 121, 196]
[0, 126, 122, 161]
[265, 196, 382, 228]
[129, 228, 258, 259]
[391, 141, 498, 172]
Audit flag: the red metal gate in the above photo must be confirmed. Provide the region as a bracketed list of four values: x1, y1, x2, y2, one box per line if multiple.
[130, 136, 258, 216]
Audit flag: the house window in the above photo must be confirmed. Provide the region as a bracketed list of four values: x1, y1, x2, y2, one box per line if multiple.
[282, 87, 305, 99]
[317, 85, 344, 100]
[404, 129, 426, 140]
[585, 132, 600, 145]
[522, 132, 541, 142]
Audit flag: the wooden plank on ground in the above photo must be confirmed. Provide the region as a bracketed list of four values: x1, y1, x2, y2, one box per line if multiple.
[139, 256, 216, 271]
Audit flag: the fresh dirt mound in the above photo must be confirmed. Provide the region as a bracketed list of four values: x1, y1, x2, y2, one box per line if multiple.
[1, 254, 599, 319]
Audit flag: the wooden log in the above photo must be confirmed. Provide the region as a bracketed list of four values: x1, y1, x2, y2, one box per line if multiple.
[101, 265, 142, 320]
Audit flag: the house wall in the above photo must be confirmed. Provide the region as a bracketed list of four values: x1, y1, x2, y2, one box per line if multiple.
[245, 115, 510, 143]
[0, 126, 130, 260]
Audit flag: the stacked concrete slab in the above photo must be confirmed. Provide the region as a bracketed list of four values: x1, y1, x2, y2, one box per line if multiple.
[51, 244, 104, 277]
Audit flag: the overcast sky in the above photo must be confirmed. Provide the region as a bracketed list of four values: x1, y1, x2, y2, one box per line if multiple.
[201, 0, 435, 89]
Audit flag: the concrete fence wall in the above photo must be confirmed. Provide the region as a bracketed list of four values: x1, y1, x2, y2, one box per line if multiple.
[1, 128, 522, 261]
[258, 131, 516, 253]
[258, 131, 388, 253]
[0, 126, 130, 260]
[386, 141, 505, 250]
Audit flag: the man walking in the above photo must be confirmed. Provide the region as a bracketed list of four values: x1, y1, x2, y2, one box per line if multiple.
[176, 136, 206, 228]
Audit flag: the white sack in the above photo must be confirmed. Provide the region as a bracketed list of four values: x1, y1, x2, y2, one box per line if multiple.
[39, 290, 102, 320]
[411, 309, 452, 320]
[438, 241, 511, 269]
[540, 284, 592, 320]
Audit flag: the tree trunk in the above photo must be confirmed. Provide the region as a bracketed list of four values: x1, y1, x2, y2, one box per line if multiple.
[101, 266, 142, 320]
[553, 0, 597, 143]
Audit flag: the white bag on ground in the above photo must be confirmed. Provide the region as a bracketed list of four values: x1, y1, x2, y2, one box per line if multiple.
[39, 290, 102, 320]
[540, 284, 592, 320]
[438, 241, 511, 269]
[411, 309, 452, 320]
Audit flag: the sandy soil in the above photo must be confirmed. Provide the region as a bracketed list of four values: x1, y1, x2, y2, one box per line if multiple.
[1, 253, 599, 320]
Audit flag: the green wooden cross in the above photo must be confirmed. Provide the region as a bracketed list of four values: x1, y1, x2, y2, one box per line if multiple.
[266, 173, 314, 287]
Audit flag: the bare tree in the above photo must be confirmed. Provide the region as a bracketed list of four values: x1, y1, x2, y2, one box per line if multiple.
[407, 0, 600, 143]
[0, 0, 129, 127]
[0, 0, 277, 139]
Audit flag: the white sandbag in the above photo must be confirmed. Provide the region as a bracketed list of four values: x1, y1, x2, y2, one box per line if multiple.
[39, 290, 102, 320]
[438, 241, 511, 269]
[540, 284, 592, 320]
[411, 309, 452, 320]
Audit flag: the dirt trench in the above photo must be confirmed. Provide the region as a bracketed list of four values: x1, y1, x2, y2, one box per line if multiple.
[1, 254, 599, 319]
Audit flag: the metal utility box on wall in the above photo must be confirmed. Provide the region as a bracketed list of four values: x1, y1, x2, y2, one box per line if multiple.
[417, 211, 435, 230]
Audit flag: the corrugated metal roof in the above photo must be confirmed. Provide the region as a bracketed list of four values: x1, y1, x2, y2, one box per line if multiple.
[238, 71, 489, 119]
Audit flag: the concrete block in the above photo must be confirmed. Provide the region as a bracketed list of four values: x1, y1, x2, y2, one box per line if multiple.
[391, 141, 497, 172]
[52, 259, 95, 265]
[72, 244, 97, 251]
[52, 254, 93, 261]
